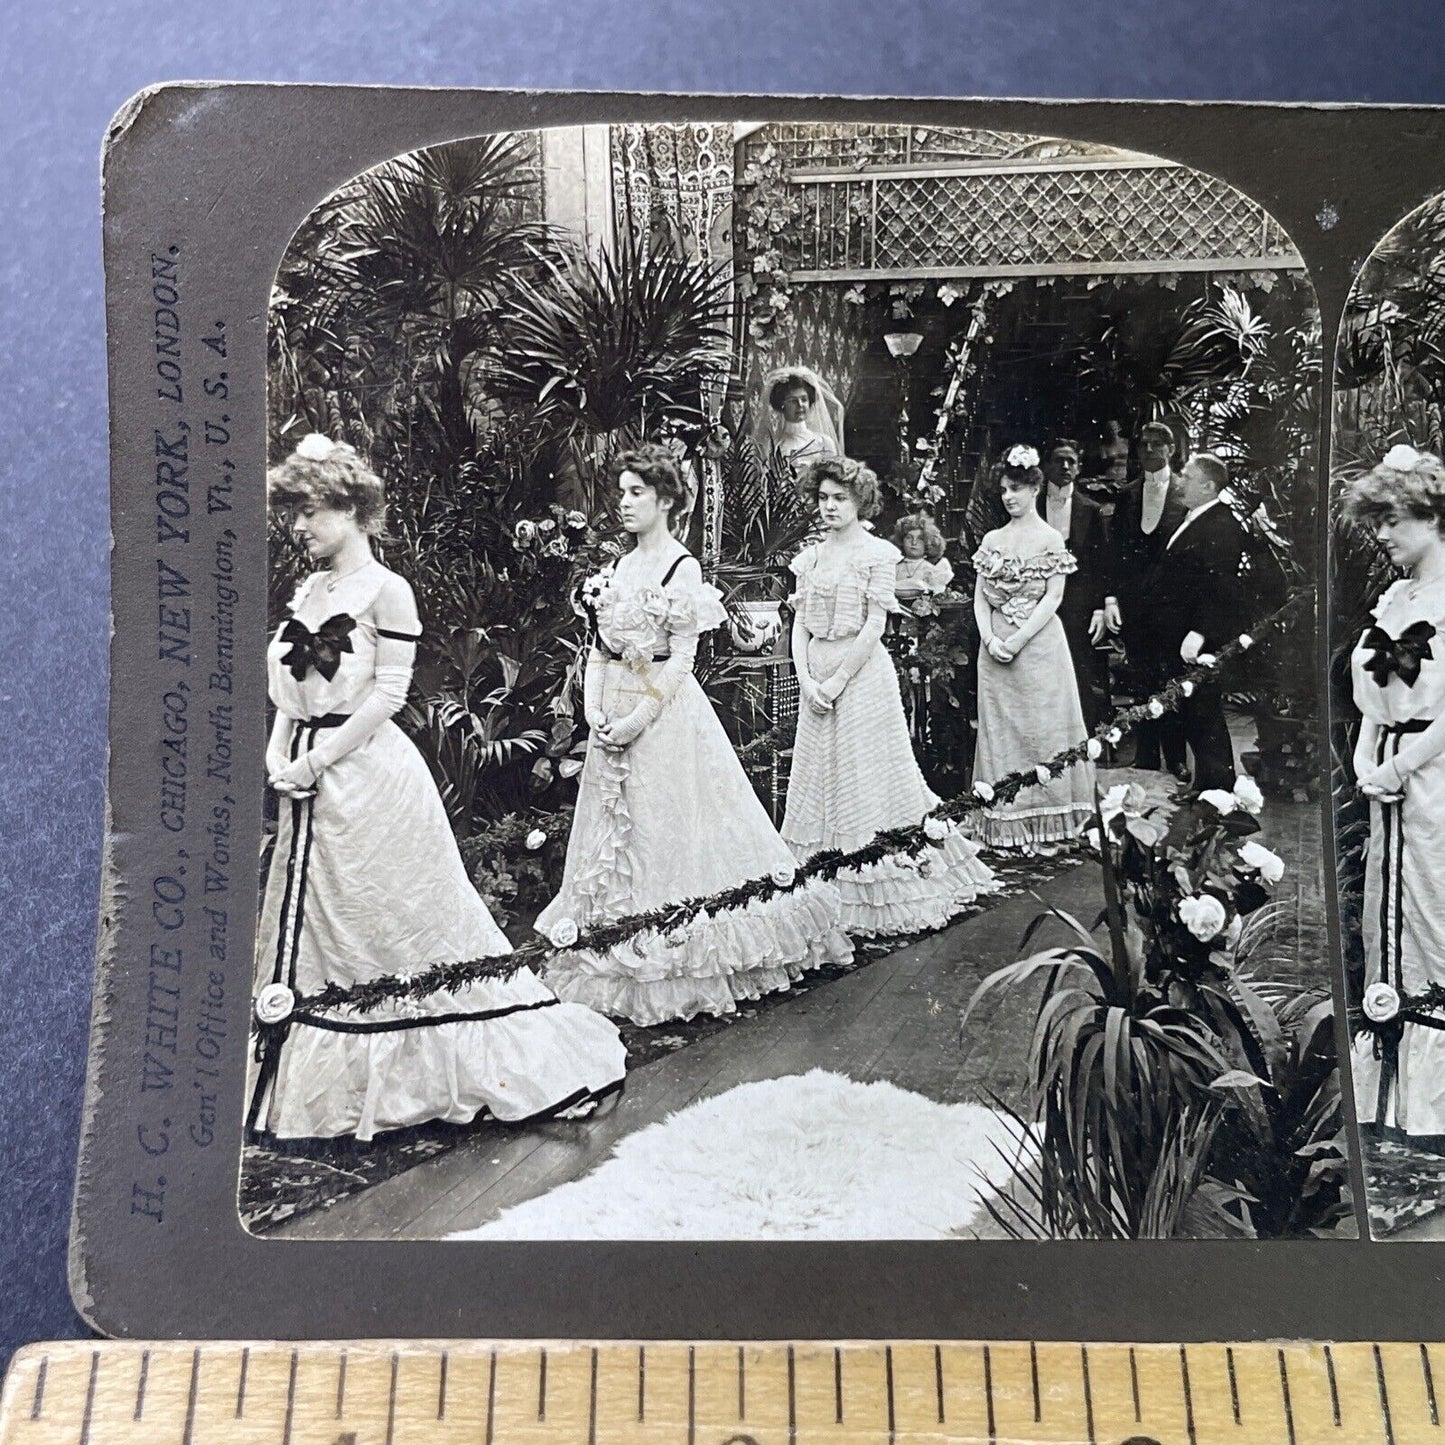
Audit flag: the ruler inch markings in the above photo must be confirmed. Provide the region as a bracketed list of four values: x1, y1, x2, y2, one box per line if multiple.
[133, 1350, 149, 1423]
[28, 1357, 46, 1423]
[13, 1339, 1445, 1444]
[1325, 1343, 1342, 1427]
[1378, 1343, 1398, 1445]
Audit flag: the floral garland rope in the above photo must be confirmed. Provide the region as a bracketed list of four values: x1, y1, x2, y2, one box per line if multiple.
[254, 586, 1313, 1034]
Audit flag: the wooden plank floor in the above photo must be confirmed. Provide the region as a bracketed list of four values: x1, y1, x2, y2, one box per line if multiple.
[274, 796, 1326, 1242]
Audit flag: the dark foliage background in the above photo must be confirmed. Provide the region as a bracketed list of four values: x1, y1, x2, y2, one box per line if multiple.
[4, 0, 1444, 1365]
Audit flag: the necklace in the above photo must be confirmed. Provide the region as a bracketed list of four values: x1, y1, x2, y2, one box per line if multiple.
[323, 557, 373, 593]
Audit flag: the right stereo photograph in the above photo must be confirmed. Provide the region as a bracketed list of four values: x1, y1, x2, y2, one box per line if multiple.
[1333, 190, 1445, 1239]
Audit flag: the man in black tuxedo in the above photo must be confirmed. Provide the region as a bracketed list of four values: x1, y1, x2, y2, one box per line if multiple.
[1113, 419, 1189, 775]
[1144, 451, 1269, 791]
[1038, 439, 1112, 731]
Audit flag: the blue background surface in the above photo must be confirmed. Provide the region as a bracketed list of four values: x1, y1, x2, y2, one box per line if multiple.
[1, 0, 1442, 1364]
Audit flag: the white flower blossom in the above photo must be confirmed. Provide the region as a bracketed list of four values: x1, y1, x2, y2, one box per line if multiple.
[255, 983, 296, 1026]
[1199, 788, 1239, 815]
[1197, 653, 1217, 668]
[924, 816, 948, 841]
[1383, 444, 1422, 473]
[973, 780, 995, 802]
[1086, 738, 1103, 760]
[547, 918, 580, 948]
[1147, 698, 1165, 718]
[1178, 893, 1228, 942]
[1239, 840, 1285, 885]
[1106, 727, 1123, 746]
[1180, 679, 1195, 698]
[1363, 982, 1402, 1023]
[1233, 775, 1265, 815]
[525, 829, 547, 851]
[771, 867, 796, 889]
[1238, 632, 1255, 650]
[295, 433, 337, 462]
[1036, 764, 1052, 784]
[1006, 445, 1040, 470]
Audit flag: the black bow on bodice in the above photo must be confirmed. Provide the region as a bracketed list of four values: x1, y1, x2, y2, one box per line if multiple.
[279, 613, 356, 682]
[1362, 619, 1437, 688]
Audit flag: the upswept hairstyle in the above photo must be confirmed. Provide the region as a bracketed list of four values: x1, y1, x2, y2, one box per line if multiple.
[1345, 446, 1445, 534]
[797, 454, 882, 520]
[267, 438, 388, 536]
[768, 369, 819, 411]
[610, 443, 689, 511]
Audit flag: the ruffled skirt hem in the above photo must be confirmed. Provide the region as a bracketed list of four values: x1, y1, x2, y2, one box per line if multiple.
[825, 831, 999, 938]
[541, 877, 854, 1026]
[964, 802, 1093, 854]
[257, 992, 629, 1142]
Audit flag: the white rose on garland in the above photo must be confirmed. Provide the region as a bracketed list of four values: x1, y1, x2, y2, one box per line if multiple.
[525, 829, 548, 851]
[255, 983, 296, 1026]
[1178, 893, 1228, 942]
[1363, 982, 1402, 1023]
[924, 816, 949, 841]
[547, 918, 580, 948]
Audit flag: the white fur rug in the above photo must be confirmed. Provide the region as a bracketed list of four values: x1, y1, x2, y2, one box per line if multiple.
[448, 1070, 1024, 1241]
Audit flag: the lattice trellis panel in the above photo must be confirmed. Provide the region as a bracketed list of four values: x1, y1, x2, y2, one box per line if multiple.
[743, 123, 1117, 173]
[794, 161, 1302, 277]
[610, 123, 735, 263]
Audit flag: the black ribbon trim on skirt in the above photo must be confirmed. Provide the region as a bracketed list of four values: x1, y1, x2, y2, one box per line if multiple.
[246, 713, 347, 1138]
[287, 996, 563, 1035]
[1369, 717, 1433, 1128]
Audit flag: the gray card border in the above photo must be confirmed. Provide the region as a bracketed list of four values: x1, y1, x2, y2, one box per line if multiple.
[74, 84, 1443, 1340]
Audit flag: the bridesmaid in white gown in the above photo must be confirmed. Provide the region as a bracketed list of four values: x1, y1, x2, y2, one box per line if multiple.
[1345, 445, 1445, 1152]
[252, 436, 627, 1142]
[539, 445, 853, 1025]
[781, 455, 997, 936]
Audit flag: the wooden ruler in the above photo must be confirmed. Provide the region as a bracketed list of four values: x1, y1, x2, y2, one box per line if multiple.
[1, 1339, 1439, 1444]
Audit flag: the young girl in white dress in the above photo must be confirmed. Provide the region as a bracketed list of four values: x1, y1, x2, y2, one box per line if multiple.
[782, 456, 997, 935]
[251, 436, 627, 1142]
[538, 445, 853, 1025]
[1345, 445, 1445, 1153]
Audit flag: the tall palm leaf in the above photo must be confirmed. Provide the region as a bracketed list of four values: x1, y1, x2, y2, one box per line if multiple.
[490, 229, 733, 498]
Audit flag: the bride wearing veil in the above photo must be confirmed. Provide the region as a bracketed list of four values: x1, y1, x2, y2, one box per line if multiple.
[754, 366, 845, 473]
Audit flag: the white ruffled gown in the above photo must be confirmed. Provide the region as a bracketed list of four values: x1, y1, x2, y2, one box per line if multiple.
[252, 562, 627, 1142]
[781, 534, 998, 935]
[538, 551, 853, 1025]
